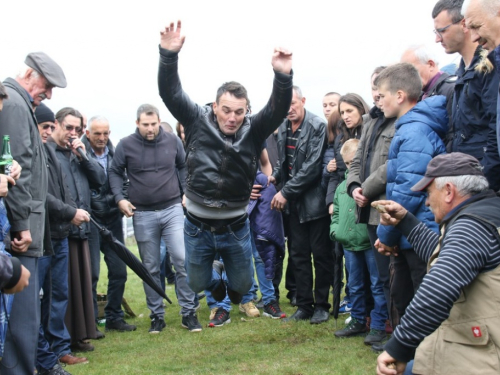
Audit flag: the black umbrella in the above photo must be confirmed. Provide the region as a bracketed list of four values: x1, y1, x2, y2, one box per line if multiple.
[90, 216, 172, 304]
[332, 241, 344, 327]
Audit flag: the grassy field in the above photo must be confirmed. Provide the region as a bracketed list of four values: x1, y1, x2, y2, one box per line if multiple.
[68, 241, 379, 375]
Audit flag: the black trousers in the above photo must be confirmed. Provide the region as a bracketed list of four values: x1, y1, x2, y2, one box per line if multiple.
[288, 203, 334, 314]
[390, 247, 426, 318]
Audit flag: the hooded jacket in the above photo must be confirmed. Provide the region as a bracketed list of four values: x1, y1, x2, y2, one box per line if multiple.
[273, 110, 328, 223]
[109, 127, 186, 211]
[451, 47, 500, 191]
[331, 170, 371, 251]
[377, 96, 447, 250]
[247, 171, 285, 279]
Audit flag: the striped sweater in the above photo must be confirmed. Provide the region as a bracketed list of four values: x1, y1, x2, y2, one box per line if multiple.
[384, 206, 500, 362]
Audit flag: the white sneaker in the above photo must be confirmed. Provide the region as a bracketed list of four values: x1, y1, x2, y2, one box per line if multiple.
[345, 315, 352, 325]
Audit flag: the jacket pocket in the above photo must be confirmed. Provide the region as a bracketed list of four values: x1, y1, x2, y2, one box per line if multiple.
[28, 200, 44, 250]
[440, 321, 500, 374]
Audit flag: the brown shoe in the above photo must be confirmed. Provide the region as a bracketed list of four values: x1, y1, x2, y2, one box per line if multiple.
[59, 353, 89, 365]
[70, 340, 94, 353]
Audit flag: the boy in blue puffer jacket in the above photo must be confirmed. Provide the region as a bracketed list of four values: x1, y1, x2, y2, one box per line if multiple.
[331, 139, 388, 347]
[373, 63, 447, 321]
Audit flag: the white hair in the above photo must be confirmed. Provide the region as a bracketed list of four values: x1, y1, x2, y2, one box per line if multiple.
[462, 0, 500, 16]
[16, 64, 39, 79]
[434, 175, 489, 196]
[407, 45, 440, 67]
[87, 115, 109, 132]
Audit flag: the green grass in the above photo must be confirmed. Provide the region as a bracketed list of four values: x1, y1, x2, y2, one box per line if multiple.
[69, 240, 378, 375]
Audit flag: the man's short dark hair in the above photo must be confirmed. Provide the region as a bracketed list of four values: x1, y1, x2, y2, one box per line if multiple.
[0, 82, 8, 100]
[215, 81, 249, 107]
[432, 0, 464, 23]
[374, 63, 422, 102]
[136, 104, 160, 122]
[55, 107, 83, 127]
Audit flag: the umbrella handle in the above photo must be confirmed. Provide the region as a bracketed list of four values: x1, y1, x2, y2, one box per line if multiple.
[89, 216, 104, 231]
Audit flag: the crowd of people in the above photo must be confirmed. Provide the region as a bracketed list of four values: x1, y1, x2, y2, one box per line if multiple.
[1, 0, 500, 374]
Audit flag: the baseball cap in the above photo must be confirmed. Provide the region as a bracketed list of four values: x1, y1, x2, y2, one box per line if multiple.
[411, 153, 484, 192]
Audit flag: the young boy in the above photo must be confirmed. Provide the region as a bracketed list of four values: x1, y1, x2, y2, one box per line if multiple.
[374, 63, 447, 322]
[331, 139, 388, 346]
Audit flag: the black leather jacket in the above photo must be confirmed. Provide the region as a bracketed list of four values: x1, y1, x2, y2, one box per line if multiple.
[158, 47, 293, 209]
[272, 110, 328, 223]
[81, 135, 127, 220]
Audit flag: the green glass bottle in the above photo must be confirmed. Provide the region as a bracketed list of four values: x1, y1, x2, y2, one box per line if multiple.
[0, 135, 13, 176]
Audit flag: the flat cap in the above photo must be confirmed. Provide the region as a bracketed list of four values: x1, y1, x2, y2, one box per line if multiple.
[25, 52, 67, 88]
[411, 153, 484, 192]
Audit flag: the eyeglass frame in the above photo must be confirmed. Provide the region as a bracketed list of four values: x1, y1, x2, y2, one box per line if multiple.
[433, 18, 463, 39]
[62, 124, 82, 133]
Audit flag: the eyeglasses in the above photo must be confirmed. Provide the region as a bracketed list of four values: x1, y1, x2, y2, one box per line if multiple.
[63, 124, 82, 133]
[433, 19, 462, 39]
[42, 124, 56, 131]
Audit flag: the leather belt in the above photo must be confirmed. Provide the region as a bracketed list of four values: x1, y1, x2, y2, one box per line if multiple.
[186, 212, 247, 234]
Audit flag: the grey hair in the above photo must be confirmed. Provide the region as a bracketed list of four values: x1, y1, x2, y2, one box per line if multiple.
[87, 115, 109, 132]
[462, 0, 500, 16]
[17, 64, 39, 79]
[293, 86, 303, 99]
[406, 45, 440, 67]
[434, 175, 489, 196]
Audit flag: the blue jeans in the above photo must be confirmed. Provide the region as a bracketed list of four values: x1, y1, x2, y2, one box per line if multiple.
[133, 204, 195, 318]
[37, 256, 59, 371]
[241, 233, 276, 305]
[1, 257, 39, 375]
[88, 214, 127, 322]
[41, 239, 71, 358]
[344, 248, 388, 330]
[184, 217, 253, 296]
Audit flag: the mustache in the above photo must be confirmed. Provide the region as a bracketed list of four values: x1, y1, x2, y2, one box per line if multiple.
[39, 93, 47, 100]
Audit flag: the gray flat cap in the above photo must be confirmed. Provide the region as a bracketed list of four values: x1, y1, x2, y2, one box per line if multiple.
[25, 52, 67, 88]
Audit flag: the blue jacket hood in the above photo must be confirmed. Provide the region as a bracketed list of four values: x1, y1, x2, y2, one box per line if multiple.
[396, 95, 448, 139]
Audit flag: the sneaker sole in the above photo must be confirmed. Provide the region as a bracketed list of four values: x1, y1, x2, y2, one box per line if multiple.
[263, 312, 286, 319]
[207, 318, 231, 327]
[181, 323, 202, 332]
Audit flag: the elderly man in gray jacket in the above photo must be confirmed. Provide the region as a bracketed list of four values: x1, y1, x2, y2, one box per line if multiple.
[0, 52, 66, 375]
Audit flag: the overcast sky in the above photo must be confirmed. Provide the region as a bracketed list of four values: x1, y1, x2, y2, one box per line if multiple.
[1, 0, 459, 145]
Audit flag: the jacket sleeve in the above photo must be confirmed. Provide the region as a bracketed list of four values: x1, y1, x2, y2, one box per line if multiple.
[478, 66, 500, 191]
[246, 75, 293, 142]
[280, 123, 327, 201]
[46, 193, 77, 223]
[0, 105, 34, 232]
[377, 126, 437, 247]
[322, 145, 336, 204]
[361, 162, 388, 199]
[157, 48, 211, 133]
[109, 142, 127, 204]
[175, 137, 187, 193]
[79, 154, 106, 191]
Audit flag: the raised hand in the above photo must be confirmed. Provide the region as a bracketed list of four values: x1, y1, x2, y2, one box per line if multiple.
[160, 20, 186, 53]
[271, 47, 292, 74]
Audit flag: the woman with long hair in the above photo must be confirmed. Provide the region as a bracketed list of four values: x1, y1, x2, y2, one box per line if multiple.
[326, 93, 370, 198]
